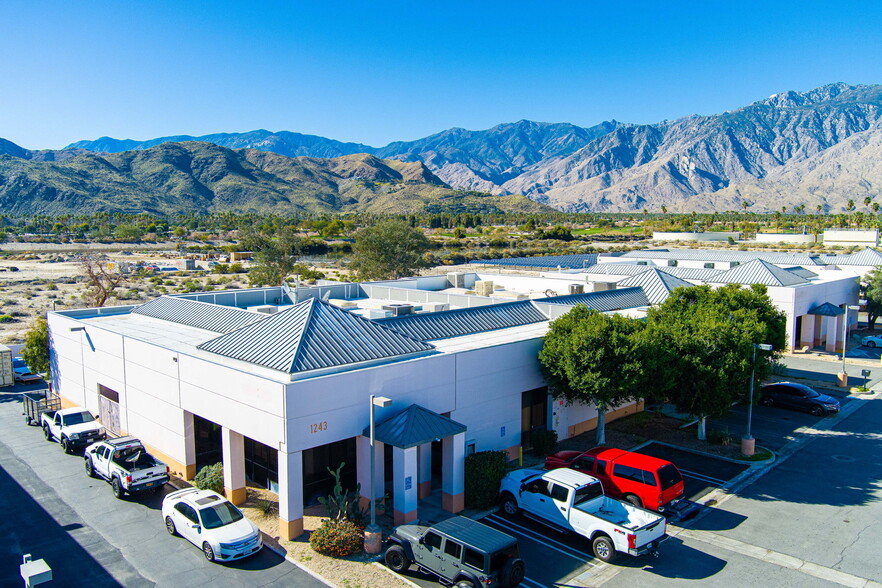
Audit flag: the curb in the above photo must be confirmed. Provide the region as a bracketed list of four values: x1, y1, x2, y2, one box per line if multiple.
[630, 439, 766, 467]
[261, 535, 338, 588]
[373, 561, 422, 588]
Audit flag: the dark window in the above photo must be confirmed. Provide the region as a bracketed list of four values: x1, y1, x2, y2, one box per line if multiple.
[641, 470, 658, 486]
[244, 437, 278, 492]
[444, 540, 462, 559]
[658, 464, 682, 490]
[175, 503, 198, 524]
[573, 482, 604, 506]
[781, 387, 801, 397]
[597, 460, 607, 475]
[199, 502, 245, 529]
[424, 531, 443, 550]
[637, 261, 648, 265]
[97, 384, 120, 403]
[521, 387, 548, 451]
[550, 484, 569, 502]
[667, 260, 678, 267]
[613, 464, 646, 484]
[463, 548, 484, 571]
[63, 412, 95, 426]
[573, 455, 595, 471]
[704, 262, 715, 269]
[731, 261, 740, 267]
[303, 437, 357, 507]
[524, 479, 549, 495]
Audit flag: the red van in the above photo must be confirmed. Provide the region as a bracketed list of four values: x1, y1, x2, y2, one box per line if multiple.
[545, 447, 684, 512]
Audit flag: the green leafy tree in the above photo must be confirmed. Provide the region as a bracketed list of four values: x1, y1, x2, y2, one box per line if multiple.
[351, 220, 432, 280]
[22, 317, 50, 375]
[539, 306, 646, 445]
[245, 226, 305, 286]
[863, 267, 882, 330]
[644, 284, 786, 440]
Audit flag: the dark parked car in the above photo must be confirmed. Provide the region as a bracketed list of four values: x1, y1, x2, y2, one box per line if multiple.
[760, 382, 840, 416]
[385, 516, 525, 588]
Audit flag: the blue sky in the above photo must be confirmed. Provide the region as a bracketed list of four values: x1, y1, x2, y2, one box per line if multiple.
[2, 1, 882, 149]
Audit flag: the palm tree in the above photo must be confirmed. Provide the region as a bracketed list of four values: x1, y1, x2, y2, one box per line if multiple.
[847, 199, 856, 227]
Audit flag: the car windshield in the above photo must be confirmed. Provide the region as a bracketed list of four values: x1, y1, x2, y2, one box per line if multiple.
[573, 482, 604, 506]
[658, 464, 683, 490]
[12, 358, 26, 369]
[63, 412, 95, 425]
[489, 544, 520, 572]
[199, 501, 244, 529]
[803, 388, 820, 398]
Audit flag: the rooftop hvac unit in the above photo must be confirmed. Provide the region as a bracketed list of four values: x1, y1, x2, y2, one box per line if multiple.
[447, 272, 466, 289]
[382, 303, 415, 317]
[568, 284, 584, 295]
[248, 305, 278, 315]
[475, 280, 494, 297]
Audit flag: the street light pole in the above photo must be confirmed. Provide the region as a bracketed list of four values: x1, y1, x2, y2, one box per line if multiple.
[365, 394, 391, 554]
[839, 305, 862, 387]
[743, 342, 772, 457]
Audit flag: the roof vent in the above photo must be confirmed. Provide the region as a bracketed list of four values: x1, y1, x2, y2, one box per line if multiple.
[382, 303, 415, 317]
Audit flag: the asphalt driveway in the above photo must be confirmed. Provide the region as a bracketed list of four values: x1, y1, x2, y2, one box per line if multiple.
[0, 391, 325, 587]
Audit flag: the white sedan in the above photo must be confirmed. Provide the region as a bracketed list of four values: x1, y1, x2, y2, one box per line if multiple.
[861, 335, 882, 348]
[162, 488, 262, 562]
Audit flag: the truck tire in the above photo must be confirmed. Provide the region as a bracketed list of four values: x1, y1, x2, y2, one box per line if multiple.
[592, 535, 617, 563]
[43, 426, 52, 441]
[61, 436, 72, 454]
[85, 458, 95, 478]
[112, 477, 125, 499]
[500, 493, 520, 517]
[454, 578, 478, 588]
[624, 494, 643, 508]
[384, 545, 411, 572]
[501, 558, 526, 587]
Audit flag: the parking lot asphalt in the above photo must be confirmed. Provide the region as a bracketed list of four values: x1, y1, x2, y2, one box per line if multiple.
[0, 392, 325, 588]
[633, 443, 748, 503]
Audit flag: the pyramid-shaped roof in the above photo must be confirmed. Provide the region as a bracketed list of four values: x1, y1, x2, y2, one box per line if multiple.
[364, 404, 467, 449]
[198, 298, 434, 373]
[618, 268, 694, 304]
[133, 295, 267, 333]
[710, 259, 808, 287]
[807, 302, 845, 317]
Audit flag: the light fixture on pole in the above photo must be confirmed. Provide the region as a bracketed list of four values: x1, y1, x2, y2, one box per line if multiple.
[742, 343, 773, 457]
[838, 304, 862, 387]
[364, 394, 391, 554]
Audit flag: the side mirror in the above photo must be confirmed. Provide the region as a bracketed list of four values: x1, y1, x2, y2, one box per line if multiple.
[192, 524, 201, 533]
[418, 536, 425, 545]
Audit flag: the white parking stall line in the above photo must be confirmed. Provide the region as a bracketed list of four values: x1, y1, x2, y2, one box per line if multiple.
[679, 468, 729, 485]
[485, 515, 596, 564]
[520, 576, 549, 588]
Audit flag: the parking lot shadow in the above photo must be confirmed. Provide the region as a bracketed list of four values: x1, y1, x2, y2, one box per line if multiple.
[0, 460, 128, 587]
[621, 536, 727, 580]
[685, 506, 748, 532]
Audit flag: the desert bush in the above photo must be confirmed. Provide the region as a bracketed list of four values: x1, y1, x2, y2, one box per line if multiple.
[194, 463, 224, 493]
[0, 314, 13, 323]
[464, 450, 507, 509]
[309, 519, 363, 557]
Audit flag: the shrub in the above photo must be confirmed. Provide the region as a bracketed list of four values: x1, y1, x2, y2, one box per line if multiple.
[707, 428, 734, 446]
[464, 450, 507, 509]
[309, 519, 363, 557]
[531, 429, 558, 456]
[256, 498, 277, 518]
[318, 463, 367, 528]
[0, 314, 13, 323]
[194, 463, 224, 493]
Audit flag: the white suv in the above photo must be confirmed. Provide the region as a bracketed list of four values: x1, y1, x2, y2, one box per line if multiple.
[162, 488, 262, 562]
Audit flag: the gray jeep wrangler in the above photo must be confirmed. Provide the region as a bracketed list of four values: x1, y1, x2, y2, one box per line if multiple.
[384, 516, 525, 588]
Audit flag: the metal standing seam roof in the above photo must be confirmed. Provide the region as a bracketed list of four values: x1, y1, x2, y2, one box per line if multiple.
[618, 249, 825, 266]
[808, 302, 845, 316]
[581, 263, 653, 276]
[374, 299, 548, 342]
[708, 259, 809, 287]
[820, 248, 882, 266]
[783, 267, 819, 279]
[473, 254, 599, 269]
[197, 298, 434, 373]
[538, 287, 650, 310]
[617, 268, 694, 304]
[363, 404, 467, 449]
[659, 266, 724, 281]
[132, 296, 268, 333]
[428, 516, 517, 552]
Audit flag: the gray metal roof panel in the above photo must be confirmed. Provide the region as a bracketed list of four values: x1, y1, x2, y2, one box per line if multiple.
[364, 404, 467, 449]
[539, 287, 650, 310]
[582, 263, 652, 276]
[473, 254, 599, 269]
[821, 248, 882, 266]
[375, 300, 547, 341]
[198, 299, 434, 373]
[619, 249, 824, 265]
[808, 302, 845, 316]
[132, 296, 267, 333]
[708, 259, 809, 287]
[660, 266, 724, 281]
[618, 268, 693, 304]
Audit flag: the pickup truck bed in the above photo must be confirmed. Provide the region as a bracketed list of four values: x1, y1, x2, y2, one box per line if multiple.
[577, 496, 661, 530]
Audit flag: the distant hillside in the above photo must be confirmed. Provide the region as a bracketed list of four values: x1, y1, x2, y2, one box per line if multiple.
[0, 141, 552, 215]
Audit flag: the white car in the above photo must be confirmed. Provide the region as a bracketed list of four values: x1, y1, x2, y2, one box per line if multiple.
[862, 335, 882, 348]
[12, 358, 42, 383]
[162, 488, 262, 562]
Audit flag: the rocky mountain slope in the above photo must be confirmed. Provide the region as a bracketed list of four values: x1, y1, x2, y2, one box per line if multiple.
[0, 141, 550, 215]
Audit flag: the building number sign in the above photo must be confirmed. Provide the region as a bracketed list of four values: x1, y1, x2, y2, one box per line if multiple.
[309, 421, 328, 434]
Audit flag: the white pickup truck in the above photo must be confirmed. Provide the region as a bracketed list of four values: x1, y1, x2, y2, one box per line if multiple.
[85, 436, 170, 498]
[499, 468, 666, 563]
[41, 408, 105, 454]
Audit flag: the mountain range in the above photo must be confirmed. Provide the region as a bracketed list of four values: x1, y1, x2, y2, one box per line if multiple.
[4, 82, 882, 214]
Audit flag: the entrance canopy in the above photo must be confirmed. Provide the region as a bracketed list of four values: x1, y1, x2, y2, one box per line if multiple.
[365, 404, 466, 449]
[808, 302, 844, 316]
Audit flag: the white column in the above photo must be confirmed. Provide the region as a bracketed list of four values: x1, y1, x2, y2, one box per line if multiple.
[441, 433, 465, 513]
[182, 411, 196, 480]
[278, 450, 304, 540]
[417, 443, 432, 499]
[799, 315, 815, 349]
[393, 446, 418, 525]
[221, 427, 246, 505]
[826, 315, 841, 352]
[357, 436, 385, 509]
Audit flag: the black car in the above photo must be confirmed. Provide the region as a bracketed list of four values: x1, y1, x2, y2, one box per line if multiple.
[385, 516, 525, 588]
[760, 382, 840, 416]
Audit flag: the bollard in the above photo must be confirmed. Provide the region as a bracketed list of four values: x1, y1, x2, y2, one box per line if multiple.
[364, 528, 383, 554]
[740, 437, 755, 457]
